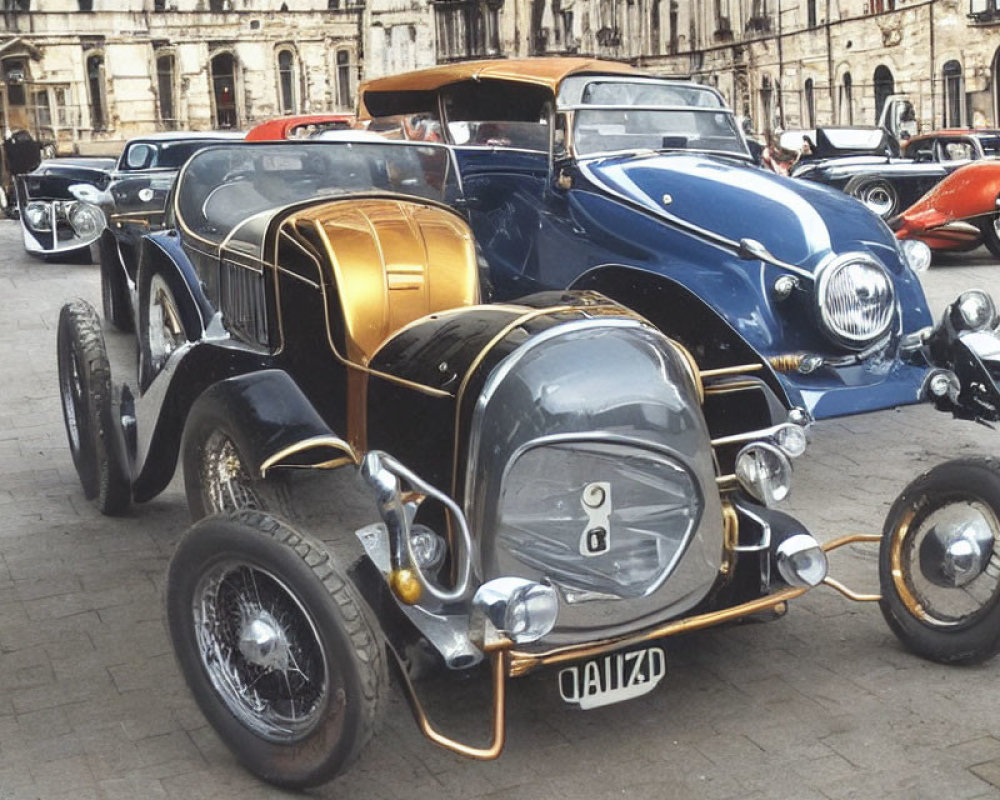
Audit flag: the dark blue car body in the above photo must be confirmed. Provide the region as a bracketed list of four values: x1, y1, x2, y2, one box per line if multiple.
[360, 59, 936, 420]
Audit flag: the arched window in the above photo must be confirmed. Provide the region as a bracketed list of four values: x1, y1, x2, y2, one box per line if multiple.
[839, 71, 853, 125]
[86, 53, 107, 130]
[276, 48, 296, 114]
[873, 64, 894, 124]
[156, 52, 177, 129]
[804, 77, 815, 128]
[943, 60, 964, 128]
[210, 51, 239, 129]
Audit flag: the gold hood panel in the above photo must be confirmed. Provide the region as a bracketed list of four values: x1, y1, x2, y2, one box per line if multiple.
[291, 198, 479, 366]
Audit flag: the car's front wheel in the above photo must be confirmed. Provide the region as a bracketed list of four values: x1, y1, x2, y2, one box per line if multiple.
[879, 457, 1000, 664]
[978, 214, 1000, 260]
[166, 512, 386, 789]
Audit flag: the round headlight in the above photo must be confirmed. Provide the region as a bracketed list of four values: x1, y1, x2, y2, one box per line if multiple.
[735, 442, 792, 506]
[952, 290, 996, 332]
[816, 253, 895, 348]
[67, 202, 104, 238]
[899, 238, 932, 274]
[23, 201, 51, 231]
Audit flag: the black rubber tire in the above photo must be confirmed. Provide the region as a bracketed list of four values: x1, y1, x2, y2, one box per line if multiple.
[978, 214, 1000, 260]
[166, 512, 386, 789]
[879, 457, 1000, 665]
[100, 234, 134, 332]
[56, 300, 131, 515]
[181, 389, 294, 522]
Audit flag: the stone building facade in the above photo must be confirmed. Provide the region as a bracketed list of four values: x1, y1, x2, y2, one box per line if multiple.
[4, 0, 1000, 153]
[0, 0, 362, 153]
[366, 0, 1000, 137]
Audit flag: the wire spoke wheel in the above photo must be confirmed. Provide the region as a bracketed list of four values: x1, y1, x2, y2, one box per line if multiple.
[194, 559, 331, 741]
[167, 513, 386, 788]
[201, 430, 263, 515]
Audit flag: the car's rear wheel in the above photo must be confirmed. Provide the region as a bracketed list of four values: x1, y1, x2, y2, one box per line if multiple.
[978, 214, 1000, 260]
[166, 512, 386, 788]
[850, 178, 899, 219]
[100, 234, 133, 332]
[181, 390, 294, 522]
[879, 457, 1000, 664]
[56, 300, 131, 515]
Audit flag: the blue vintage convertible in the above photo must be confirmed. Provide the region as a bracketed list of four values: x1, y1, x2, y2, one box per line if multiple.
[359, 59, 952, 421]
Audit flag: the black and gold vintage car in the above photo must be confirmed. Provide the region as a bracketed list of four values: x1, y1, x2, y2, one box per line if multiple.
[56, 140, 1000, 788]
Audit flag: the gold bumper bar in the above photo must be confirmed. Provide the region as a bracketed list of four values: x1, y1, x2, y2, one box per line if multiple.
[398, 532, 883, 759]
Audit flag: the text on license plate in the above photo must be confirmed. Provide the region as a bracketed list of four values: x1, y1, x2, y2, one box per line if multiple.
[558, 646, 666, 710]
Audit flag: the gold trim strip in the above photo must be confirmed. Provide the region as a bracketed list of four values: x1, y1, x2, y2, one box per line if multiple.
[259, 435, 359, 477]
[700, 363, 764, 379]
[704, 380, 763, 395]
[823, 533, 882, 551]
[508, 586, 807, 677]
[822, 576, 880, 603]
[397, 649, 507, 760]
[720, 500, 738, 576]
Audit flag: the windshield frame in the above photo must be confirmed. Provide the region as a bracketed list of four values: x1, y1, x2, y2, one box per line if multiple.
[555, 76, 753, 163]
[170, 140, 464, 248]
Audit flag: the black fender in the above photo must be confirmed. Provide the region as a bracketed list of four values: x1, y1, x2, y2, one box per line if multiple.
[183, 369, 356, 478]
[131, 342, 272, 502]
[136, 235, 208, 343]
[570, 264, 790, 406]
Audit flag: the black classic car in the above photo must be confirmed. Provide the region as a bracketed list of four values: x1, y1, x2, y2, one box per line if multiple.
[792, 126, 1000, 222]
[14, 156, 116, 261]
[93, 131, 244, 330]
[55, 138, 1000, 789]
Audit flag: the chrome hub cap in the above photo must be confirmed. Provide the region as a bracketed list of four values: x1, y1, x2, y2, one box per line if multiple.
[194, 561, 329, 741]
[238, 611, 292, 672]
[201, 431, 262, 514]
[897, 501, 1000, 626]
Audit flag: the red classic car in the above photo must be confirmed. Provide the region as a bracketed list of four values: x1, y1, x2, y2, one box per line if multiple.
[244, 113, 355, 141]
[892, 159, 1000, 257]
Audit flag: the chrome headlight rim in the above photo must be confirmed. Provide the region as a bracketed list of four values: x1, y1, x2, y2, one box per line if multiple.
[23, 201, 52, 232]
[814, 251, 896, 350]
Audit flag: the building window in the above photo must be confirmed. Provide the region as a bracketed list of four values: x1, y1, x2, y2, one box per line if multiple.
[78, 0, 93, 9]
[210, 51, 239, 129]
[807, 0, 817, 26]
[747, 0, 770, 31]
[156, 52, 177, 129]
[804, 77, 815, 127]
[336, 50, 352, 108]
[3, 59, 27, 106]
[435, 0, 502, 60]
[943, 60, 964, 127]
[86, 53, 107, 130]
[873, 64, 894, 124]
[714, 0, 731, 38]
[277, 48, 296, 114]
[839, 71, 853, 125]
[970, 0, 1000, 22]
[33, 90, 51, 127]
[55, 87, 69, 126]
[668, 0, 678, 54]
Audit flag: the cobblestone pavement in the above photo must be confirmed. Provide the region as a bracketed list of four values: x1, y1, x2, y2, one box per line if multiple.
[3, 216, 1000, 800]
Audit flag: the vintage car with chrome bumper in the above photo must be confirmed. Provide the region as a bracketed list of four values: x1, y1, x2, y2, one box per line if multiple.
[15, 157, 114, 260]
[55, 140, 1000, 789]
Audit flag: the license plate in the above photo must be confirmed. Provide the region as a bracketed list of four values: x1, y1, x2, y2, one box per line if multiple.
[558, 646, 666, 710]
